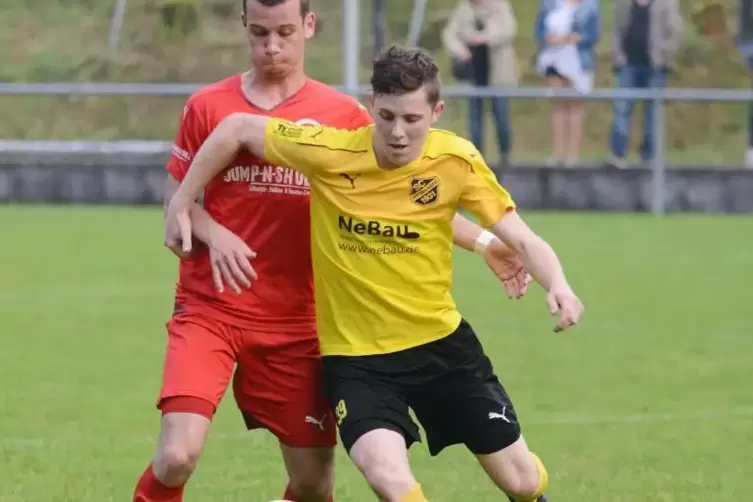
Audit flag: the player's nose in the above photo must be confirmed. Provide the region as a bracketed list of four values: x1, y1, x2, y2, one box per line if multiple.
[264, 36, 282, 55]
[390, 123, 406, 139]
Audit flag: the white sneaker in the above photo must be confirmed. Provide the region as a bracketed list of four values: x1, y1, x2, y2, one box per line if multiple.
[605, 154, 628, 169]
[563, 156, 579, 168]
[745, 148, 753, 168]
[546, 155, 562, 167]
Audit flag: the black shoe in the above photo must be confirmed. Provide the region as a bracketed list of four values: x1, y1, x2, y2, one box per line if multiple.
[507, 496, 548, 502]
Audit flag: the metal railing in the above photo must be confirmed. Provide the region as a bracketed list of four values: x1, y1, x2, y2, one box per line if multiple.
[1, 83, 752, 215]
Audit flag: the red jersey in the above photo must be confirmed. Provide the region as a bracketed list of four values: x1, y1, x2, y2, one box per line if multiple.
[167, 74, 372, 332]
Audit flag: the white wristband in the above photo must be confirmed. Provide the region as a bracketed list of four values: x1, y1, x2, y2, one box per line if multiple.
[473, 230, 495, 255]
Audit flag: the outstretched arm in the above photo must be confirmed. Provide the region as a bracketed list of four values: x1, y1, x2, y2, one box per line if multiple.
[166, 113, 345, 255]
[165, 112, 269, 254]
[172, 113, 270, 207]
[163, 97, 239, 258]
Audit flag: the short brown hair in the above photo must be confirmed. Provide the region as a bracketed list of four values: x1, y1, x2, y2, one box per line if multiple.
[242, 0, 310, 21]
[370, 45, 441, 105]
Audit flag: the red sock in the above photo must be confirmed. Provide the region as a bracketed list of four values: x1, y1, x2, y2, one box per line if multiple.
[283, 484, 334, 502]
[133, 463, 185, 502]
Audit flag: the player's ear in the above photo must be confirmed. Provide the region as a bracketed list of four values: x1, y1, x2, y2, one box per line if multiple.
[303, 11, 316, 39]
[431, 100, 445, 124]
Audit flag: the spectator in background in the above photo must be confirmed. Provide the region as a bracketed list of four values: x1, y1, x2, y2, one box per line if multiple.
[443, 0, 519, 170]
[737, 0, 753, 167]
[607, 0, 683, 169]
[535, 0, 600, 167]
[747, 88, 753, 167]
[733, 74, 753, 168]
[744, 55, 753, 167]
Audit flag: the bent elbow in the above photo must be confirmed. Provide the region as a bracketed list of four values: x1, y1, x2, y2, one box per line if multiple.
[223, 113, 251, 137]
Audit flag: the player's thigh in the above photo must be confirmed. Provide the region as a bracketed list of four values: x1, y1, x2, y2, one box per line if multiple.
[349, 429, 417, 501]
[437, 324, 546, 496]
[451, 371, 522, 455]
[234, 332, 335, 448]
[321, 355, 420, 455]
[158, 313, 236, 414]
[325, 351, 419, 498]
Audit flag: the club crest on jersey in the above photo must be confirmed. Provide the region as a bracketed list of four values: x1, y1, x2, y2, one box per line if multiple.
[409, 177, 439, 206]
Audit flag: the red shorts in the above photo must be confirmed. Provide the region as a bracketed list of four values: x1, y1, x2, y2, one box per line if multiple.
[157, 312, 335, 448]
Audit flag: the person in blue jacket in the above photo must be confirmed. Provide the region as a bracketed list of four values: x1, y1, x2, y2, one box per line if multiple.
[535, 0, 600, 167]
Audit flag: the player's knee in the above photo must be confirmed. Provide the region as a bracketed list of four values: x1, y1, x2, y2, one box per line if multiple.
[154, 442, 202, 484]
[153, 423, 208, 484]
[501, 454, 548, 501]
[288, 478, 333, 502]
[504, 471, 543, 500]
[478, 441, 548, 501]
[154, 406, 212, 484]
[282, 445, 335, 502]
[362, 462, 415, 502]
[353, 449, 415, 501]
[286, 457, 334, 502]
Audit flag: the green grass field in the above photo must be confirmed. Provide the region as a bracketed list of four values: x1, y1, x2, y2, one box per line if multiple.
[1, 207, 752, 501]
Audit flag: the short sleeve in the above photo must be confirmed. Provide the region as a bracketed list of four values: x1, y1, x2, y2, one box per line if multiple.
[263, 117, 357, 178]
[346, 102, 372, 129]
[166, 99, 210, 181]
[458, 152, 516, 227]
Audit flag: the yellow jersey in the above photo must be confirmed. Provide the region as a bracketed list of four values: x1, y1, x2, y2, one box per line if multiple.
[263, 118, 516, 356]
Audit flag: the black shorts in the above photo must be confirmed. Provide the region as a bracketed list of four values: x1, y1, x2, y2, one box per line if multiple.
[321, 319, 521, 457]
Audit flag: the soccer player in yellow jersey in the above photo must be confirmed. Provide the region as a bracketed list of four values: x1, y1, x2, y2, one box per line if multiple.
[166, 44, 584, 502]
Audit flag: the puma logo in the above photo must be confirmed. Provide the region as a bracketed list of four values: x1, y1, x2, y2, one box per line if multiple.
[304, 414, 328, 431]
[488, 407, 512, 423]
[339, 173, 361, 188]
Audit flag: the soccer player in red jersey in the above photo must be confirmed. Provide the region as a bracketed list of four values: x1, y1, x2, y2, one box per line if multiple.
[134, 1, 530, 501]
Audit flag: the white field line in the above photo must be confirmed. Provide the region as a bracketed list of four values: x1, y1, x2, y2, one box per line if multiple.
[3, 406, 753, 450]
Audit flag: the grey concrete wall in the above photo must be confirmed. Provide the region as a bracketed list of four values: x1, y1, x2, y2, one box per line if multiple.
[0, 145, 752, 212]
